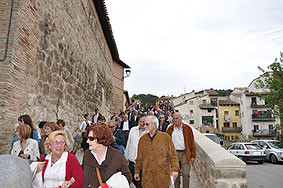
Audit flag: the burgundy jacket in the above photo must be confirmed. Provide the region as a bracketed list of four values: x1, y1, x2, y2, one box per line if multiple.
[167, 123, 196, 163]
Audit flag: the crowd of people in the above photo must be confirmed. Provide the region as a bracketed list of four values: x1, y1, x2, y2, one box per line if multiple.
[6, 102, 196, 188]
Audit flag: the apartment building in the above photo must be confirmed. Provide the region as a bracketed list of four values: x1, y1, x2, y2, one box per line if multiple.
[218, 99, 241, 140]
[230, 77, 280, 140]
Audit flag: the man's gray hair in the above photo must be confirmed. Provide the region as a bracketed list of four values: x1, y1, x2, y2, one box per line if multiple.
[149, 116, 159, 128]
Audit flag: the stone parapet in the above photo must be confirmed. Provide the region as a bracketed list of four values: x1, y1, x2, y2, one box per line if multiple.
[191, 123, 248, 188]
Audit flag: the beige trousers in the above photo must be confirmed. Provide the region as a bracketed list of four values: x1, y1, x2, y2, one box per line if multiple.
[175, 151, 191, 188]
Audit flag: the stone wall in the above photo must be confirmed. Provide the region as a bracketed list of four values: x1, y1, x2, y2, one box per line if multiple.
[191, 123, 248, 188]
[0, 0, 115, 154]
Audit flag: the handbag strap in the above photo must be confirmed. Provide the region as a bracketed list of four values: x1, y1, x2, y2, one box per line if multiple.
[96, 167, 103, 186]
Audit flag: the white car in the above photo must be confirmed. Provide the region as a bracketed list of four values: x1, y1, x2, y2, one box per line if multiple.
[251, 140, 283, 164]
[227, 142, 266, 164]
[203, 133, 222, 145]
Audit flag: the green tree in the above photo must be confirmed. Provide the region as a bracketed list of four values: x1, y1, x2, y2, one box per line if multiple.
[132, 94, 159, 105]
[256, 54, 283, 140]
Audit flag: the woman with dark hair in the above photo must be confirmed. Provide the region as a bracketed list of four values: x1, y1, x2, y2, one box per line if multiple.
[57, 119, 76, 154]
[39, 122, 59, 154]
[10, 114, 39, 153]
[82, 125, 132, 188]
[158, 115, 169, 132]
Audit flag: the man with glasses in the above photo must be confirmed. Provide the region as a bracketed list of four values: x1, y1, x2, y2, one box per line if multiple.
[167, 112, 196, 188]
[135, 116, 179, 188]
[125, 114, 147, 188]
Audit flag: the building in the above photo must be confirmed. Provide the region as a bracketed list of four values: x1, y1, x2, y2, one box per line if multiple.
[230, 77, 280, 140]
[218, 99, 241, 140]
[0, 0, 129, 154]
[173, 89, 219, 133]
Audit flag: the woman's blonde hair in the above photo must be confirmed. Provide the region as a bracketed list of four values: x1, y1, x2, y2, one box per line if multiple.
[16, 124, 31, 140]
[45, 130, 69, 154]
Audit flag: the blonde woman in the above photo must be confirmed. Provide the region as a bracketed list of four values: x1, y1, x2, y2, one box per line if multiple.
[11, 124, 40, 163]
[34, 131, 84, 188]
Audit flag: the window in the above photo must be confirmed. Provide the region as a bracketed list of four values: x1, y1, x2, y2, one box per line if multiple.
[224, 122, 230, 127]
[189, 100, 194, 105]
[224, 111, 229, 115]
[190, 110, 193, 113]
[235, 110, 239, 116]
[202, 100, 207, 104]
[227, 136, 230, 140]
[231, 136, 234, 140]
[254, 125, 259, 132]
[233, 122, 237, 127]
[211, 98, 217, 106]
[189, 110, 193, 118]
[189, 120, 194, 124]
[269, 124, 273, 130]
[208, 109, 212, 113]
[251, 97, 257, 105]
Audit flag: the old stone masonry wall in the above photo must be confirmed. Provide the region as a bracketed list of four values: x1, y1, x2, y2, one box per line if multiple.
[0, 0, 113, 154]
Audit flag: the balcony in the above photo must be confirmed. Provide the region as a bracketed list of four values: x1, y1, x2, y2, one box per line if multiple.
[252, 114, 273, 121]
[222, 127, 242, 133]
[250, 104, 266, 108]
[253, 129, 276, 137]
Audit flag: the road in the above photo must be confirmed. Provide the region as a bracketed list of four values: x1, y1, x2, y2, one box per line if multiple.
[246, 161, 283, 188]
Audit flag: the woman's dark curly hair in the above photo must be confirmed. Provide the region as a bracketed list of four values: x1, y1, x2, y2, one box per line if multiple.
[86, 125, 113, 146]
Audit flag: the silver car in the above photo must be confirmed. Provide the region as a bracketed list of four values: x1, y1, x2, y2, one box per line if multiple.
[251, 140, 283, 164]
[227, 143, 266, 164]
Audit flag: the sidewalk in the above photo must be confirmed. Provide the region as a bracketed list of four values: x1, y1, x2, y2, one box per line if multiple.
[75, 151, 200, 188]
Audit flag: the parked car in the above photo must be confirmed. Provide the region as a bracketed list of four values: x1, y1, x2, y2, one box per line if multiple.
[251, 140, 283, 164]
[203, 133, 223, 146]
[227, 143, 266, 164]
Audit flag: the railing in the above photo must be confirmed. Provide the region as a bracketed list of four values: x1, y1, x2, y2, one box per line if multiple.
[222, 127, 242, 133]
[253, 129, 276, 137]
[252, 114, 273, 121]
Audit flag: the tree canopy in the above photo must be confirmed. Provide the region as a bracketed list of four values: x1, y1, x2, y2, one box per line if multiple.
[132, 94, 159, 105]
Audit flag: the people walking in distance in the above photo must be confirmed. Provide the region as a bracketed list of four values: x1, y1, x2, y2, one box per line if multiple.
[11, 124, 40, 163]
[82, 125, 132, 188]
[158, 115, 169, 132]
[135, 116, 179, 188]
[57, 119, 76, 154]
[33, 131, 84, 188]
[120, 114, 131, 145]
[97, 115, 107, 126]
[125, 114, 147, 188]
[108, 120, 126, 153]
[91, 108, 101, 125]
[38, 121, 47, 140]
[10, 114, 39, 153]
[80, 113, 92, 152]
[39, 122, 59, 154]
[130, 110, 139, 127]
[167, 112, 196, 188]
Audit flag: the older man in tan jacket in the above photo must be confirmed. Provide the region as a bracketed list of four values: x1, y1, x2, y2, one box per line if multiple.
[135, 116, 179, 188]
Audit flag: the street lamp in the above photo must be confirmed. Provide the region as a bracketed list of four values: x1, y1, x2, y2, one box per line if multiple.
[122, 69, 131, 80]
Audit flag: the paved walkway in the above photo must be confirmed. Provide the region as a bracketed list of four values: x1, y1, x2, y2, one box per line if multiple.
[75, 150, 200, 188]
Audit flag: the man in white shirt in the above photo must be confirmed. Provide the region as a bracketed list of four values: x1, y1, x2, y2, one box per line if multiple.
[125, 114, 147, 188]
[120, 115, 130, 145]
[80, 114, 92, 152]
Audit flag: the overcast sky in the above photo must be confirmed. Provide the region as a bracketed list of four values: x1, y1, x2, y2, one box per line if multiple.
[106, 0, 283, 97]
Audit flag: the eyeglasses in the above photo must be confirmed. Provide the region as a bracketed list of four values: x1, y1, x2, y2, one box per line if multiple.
[88, 136, 96, 141]
[109, 126, 115, 128]
[52, 141, 65, 145]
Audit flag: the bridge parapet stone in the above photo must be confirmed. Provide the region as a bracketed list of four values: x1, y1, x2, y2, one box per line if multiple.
[189, 122, 248, 188]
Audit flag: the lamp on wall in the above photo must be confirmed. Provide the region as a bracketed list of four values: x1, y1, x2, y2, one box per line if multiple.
[122, 69, 131, 80]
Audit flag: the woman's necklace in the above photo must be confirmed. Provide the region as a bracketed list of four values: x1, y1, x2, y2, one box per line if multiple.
[51, 156, 59, 167]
